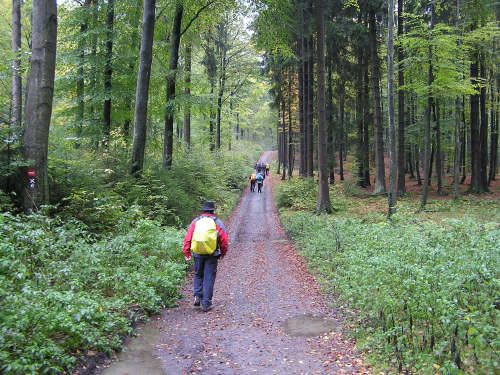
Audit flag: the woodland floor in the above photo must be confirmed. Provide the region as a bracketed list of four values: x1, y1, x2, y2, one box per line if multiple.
[95, 150, 371, 375]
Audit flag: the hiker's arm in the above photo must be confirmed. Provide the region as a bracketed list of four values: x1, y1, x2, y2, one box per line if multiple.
[215, 219, 229, 258]
[183, 219, 197, 259]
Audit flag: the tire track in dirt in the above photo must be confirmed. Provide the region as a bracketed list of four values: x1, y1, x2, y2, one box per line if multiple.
[151, 151, 371, 374]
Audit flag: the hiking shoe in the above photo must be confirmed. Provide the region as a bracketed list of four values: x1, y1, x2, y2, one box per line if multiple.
[193, 296, 201, 306]
[201, 305, 211, 312]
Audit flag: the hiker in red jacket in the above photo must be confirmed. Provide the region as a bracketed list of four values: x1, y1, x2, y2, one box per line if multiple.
[183, 201, 228, 312]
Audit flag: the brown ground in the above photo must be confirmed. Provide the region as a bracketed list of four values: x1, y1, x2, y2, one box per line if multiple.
[338, 155, 500, 200]
[149, 151, 371, 374]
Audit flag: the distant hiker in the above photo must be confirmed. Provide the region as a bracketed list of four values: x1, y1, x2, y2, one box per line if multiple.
[256, 172, 264, 193]
[250, 172, 257, 192]
[265, 163, 270, 176]
[183, 201, 228, 312]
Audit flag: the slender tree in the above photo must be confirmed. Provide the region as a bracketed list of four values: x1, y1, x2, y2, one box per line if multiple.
[11, 0, 22, 131]
[315, 0, 332, 213]
[183, 40, 192, 147]
[163, 4, 183, 169]
[387, 0, 397, 217]
[130, 0, 156, 175]
[369, 7, 386, 195]
[421, 0, 435, 210]
[396, 0, 405, 195]
[102, 0, 115, 147]
[22, 0, 57, 211]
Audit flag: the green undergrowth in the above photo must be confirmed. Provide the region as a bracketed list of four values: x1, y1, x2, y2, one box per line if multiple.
[0, 145, 261, 374]
[0, 212, 186, 374]
[276, 180, 500, 374]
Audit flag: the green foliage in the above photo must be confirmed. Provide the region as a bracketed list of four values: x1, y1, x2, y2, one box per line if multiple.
[281, 211, 500, 374]
[0, 212, 186, 374]
[275, 177, 317, 211]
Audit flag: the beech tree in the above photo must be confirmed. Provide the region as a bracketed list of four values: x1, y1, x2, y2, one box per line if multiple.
[130, 0, 156, 175]
[22, 0, 57, 211]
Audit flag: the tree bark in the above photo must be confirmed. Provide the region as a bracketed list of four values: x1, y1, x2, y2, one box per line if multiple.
[387, 0, 397, 218]
[421, 0, 434, 209]
[22, 0, 57, 211]
[307, 36, 314, 177]
[184, 40, 192, 147]
[288, 69, 294, 179]
[163, 4, 183, 169]
[339, 81, 345, 180]
[216, 23, 228, 150]
[435, 99, 443, 195]
[11, 0, 22, 131]
[489, 74, 498, 183]
[479, 59, 489, 190]
[298, 37, 306, 177]
[102, 0, 115, 147]
[369, 8, 386, 195]
[281, 98, 287, 180]
[315, 0, 331, 213]
[397, 0, 406, 195]
[130, 0, 156, 175]
[469, 52, 482, 191]
[326, 55, 334, 183]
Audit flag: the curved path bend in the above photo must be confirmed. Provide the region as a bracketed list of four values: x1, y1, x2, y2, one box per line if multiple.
[100, 151, 371, 375]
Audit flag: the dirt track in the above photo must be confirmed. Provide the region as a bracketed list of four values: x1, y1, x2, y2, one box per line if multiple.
[98, 151, 371, 375]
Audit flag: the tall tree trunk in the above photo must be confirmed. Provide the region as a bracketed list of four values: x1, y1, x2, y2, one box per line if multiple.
[363, 69, 371, 186]
[163, 4, 183, 169]
[11, 0, 22, 131]
[102, 0, 115, 147]
[216, 23, 228, 150]
[435, 99, 443, 195]
[277, 109, 281, 175]
[369, 8, 386, 195]
[298, 37, 306, 177]
[454, 96, 462, 198]
[89, 0, 99, 148]
[130, 0, 156, 175]
[184, 40, 192, 147]
[453, 0, 462, 198]
[76, 0, 92, 142]
[460, 105, 467, 184]
[397, 0, 406, 195]
[339, 81, 345, 180]
[307, 36, 314, 177]
[416, 145, 422, 185]
[326, 55, 334, 183]
[22, 0, 57, 211]
[288, 70, 294, 179]
[281, 99, 287, 180]
[489, 74, 498, 183]
[387, 0, 397, 218]
[9, 0, 22, 179]
[469, 51, 482, 191]
[479, 59, 489, 190]
[356, 49, 365, 186]
[315, 0, 332, 213]
[421, 0, 434, 209]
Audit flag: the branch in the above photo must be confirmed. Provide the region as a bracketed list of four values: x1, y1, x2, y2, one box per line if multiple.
[180, 0, 218, 38]
[222, 74, 251, 104]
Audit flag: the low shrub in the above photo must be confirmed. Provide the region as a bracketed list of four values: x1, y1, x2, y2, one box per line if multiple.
[0, 212, 186, 374]
[281, 211, 500, 374]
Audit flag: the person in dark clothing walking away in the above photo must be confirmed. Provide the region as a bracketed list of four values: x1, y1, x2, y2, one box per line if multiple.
[256, 172, 264, 193]
[183, 201, 228, 312]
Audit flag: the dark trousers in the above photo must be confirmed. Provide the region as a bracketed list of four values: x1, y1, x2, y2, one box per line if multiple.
[250, 180, 256, 191]
[193, 255, 218, 307]
[257, 182, 263, 193]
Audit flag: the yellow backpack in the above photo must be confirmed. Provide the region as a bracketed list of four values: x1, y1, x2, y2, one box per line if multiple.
[251, 173, 257, 181]
[191, 217, 218, 255]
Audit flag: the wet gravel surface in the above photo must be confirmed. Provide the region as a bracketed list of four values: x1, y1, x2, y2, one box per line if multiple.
[152, 151, 371, 374]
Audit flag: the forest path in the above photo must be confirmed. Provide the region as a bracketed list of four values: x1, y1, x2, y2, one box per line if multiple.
[100, 151, 370, 375]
